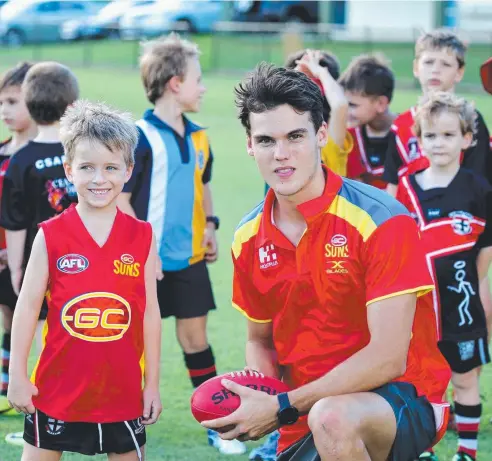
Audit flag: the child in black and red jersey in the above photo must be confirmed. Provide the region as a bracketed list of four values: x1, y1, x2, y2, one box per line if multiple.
[397, 92, 492, 461]
[339, 54, 396, 189]
[385, 30, 490, 196]
[0, 62, 37, 415]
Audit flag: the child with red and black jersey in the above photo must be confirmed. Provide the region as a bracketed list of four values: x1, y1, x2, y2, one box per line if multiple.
[397, 92, 492, 461]
[0, 62, 37, 414]
[338, 54, 396, 189]
[384, 30, 491, 196]
[7, 100, 162, 460]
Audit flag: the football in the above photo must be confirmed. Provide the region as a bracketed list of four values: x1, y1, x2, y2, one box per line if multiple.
[190, 370, 289, 423]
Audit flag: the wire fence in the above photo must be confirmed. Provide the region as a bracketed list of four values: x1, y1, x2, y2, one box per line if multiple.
[0, 22, 490, 90]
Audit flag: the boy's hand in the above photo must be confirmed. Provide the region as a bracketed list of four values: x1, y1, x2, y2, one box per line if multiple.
[10, 268, 23, 296]
[142, 386, 162, 425]
[203, 225, 218, 263]
[7, 376, 38, 414]
[156, 254, 164, 281]
[296, 49, 326, 81]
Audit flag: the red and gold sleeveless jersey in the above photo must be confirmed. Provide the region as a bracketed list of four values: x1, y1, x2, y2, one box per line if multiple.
[32, 205, 152, 423]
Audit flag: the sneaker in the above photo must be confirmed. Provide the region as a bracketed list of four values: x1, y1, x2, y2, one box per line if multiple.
[418, 451, 438, 461]
[249, 430, 279, 461]
[452, 453, 475, 461]
[207, 429, 246, 455]
[5, 431, 24, 446]
[0, 395, 18, 416]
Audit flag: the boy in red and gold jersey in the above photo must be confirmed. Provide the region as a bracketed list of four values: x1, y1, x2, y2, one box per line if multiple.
[7, 100, 162, 460]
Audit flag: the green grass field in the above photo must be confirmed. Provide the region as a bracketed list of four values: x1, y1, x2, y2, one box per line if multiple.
[0, 60, 491, 460]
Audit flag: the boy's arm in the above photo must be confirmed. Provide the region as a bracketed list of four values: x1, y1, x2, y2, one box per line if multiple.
[8, 229, 48, 413]
[142, 232, 162, 425]
[383, 132, 401, 195]
[202, 151, 217, 262]
[296, 50, 348, 149]
[5, 229, 27, 295]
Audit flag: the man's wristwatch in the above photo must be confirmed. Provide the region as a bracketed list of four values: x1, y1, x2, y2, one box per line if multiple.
[277, 393, 299, 426]
[206, 215, 220, 230]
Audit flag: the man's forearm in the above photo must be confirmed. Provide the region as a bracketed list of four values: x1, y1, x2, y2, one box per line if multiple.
[288, 342, 406, 415]
[246, 340, 281, 379]
[6, 229, 26, 272]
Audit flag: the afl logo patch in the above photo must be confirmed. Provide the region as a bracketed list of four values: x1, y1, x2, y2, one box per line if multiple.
[330, 234, 347, 247]
[121, 254, 134, 265]
[57, 254, 89, 274]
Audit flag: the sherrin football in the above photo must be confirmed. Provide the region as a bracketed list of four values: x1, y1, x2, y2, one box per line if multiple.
[190, 370, 289, 423]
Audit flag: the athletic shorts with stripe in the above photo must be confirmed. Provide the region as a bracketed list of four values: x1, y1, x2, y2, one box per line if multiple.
[24, 408, 146, 459]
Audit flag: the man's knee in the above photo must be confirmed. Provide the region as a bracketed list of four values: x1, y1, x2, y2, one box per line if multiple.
[308, 397, 359, 440]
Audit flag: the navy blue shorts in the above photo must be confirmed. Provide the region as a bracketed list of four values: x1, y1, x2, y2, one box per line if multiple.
[277, 382, 436, 461]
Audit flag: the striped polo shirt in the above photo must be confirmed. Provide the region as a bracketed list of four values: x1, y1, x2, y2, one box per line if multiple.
[123, 109, 213, 271]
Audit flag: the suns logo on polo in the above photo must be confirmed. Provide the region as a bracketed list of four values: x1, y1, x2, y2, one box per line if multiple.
[325, 234, 349, 274]
[114, 254, 140, 277]
[61, 292, 131, 342]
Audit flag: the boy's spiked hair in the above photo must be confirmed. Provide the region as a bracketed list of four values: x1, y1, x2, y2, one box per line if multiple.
[415, 29, 467, 68]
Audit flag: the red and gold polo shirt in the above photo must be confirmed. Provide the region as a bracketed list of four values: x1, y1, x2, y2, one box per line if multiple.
[232, 167, 451, 453]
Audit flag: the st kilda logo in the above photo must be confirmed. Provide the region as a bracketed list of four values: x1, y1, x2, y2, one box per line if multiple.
[61, 292, 131, 342]
[57, 254, 89, 274]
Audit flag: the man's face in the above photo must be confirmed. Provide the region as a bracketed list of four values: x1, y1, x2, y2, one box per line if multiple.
[413, 49, 464, 94]
[247, 104, 327, 198]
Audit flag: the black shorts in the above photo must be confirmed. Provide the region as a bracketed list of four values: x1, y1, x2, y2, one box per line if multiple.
[0, 267, 48, 319]
[24, 408, 146, 458]
[277, 382, 436, 461]
[0, 266, 17, 310]
[438, 336, 491, 373]
[158, 260, 216, 319]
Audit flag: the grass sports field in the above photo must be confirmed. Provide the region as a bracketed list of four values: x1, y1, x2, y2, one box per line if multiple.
[0, 53, 491, 460]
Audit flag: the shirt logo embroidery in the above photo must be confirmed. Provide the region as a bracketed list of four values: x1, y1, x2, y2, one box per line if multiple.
[325, 235, 349, 274]
[449, 211, 473, 236]
[259, 244, 278, 270]
[57, 254, 89, 274]
[114, 254, 140, 277]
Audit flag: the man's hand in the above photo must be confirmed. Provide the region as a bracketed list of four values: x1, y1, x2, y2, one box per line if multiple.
[142, 386, 162, 425]
[10, 268, 23, 296]
[295, 49, 326, 81]
[7, 376, 38, 415]
[201, 379, 279, 441]
[203, 225, 218, 263]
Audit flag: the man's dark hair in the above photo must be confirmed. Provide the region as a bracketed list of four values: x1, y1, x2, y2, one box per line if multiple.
[338, 55, 395, 102]
[23, 61, 79, 125]
[284, 49, 340, 80]
[235, 63, 324, 135]
[0, 61, 33, 93]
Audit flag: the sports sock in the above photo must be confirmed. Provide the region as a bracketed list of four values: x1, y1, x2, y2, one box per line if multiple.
[1, 332, 11, 396]
[184, 346, 217, 388]
[454, 401, 481, 459]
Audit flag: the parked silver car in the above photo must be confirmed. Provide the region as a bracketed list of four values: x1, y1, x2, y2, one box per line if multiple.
[0, 0, 107, 46]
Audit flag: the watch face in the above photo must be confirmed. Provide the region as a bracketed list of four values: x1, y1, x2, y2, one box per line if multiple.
[280, 407, 299, 425]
